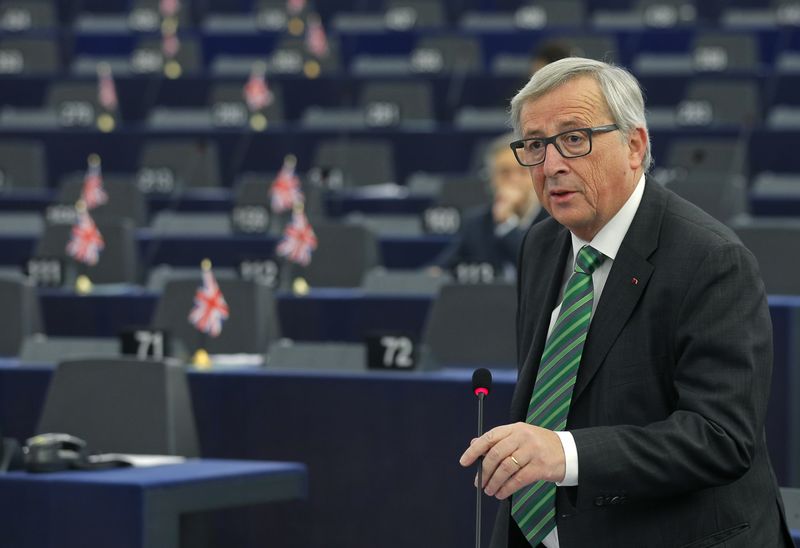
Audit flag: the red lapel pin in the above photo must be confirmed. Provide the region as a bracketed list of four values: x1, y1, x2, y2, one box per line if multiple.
[631, 277, 639, 285]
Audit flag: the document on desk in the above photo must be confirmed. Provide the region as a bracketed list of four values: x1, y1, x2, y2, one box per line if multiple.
[93, 454, 187, 467]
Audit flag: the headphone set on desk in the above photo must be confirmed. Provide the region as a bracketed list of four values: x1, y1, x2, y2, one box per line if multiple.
[0, 433, 130, 473]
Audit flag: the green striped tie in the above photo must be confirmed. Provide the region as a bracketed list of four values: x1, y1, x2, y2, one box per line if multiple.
[511, 245, 605, 546]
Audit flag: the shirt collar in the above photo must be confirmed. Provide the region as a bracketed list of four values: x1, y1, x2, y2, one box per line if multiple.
[570, 173, 646, 262]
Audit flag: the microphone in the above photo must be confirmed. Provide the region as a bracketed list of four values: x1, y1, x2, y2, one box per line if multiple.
[471, 367, 492, 548]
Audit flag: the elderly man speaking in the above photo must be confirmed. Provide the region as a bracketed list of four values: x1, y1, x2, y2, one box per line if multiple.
[460, 57, 793, 548]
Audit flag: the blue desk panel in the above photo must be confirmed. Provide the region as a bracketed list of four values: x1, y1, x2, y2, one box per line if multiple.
[0, 459, 307, 548]
[1, 360, 798, 548]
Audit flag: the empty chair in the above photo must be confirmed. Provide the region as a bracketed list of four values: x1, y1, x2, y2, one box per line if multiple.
[436, 175, 491, 211]
[660, 138, 748, 180]
[46, 81, 112, 129]
[730, 217, 800, 295]
[0, 37, 58, 75]
[311, 139, 395, 187]
[266, 341, 366, 371]
[34, 219, 139, 285]
[137, 139, 222, 193]
[359, 80, 435, 128]
[345, 213, 422, 237]
[0, 140, 47, 190]
[209, 81, 285, 126]
[384, 0, 445, 29]
[0, 275, 42, 356]
[362, 267, 452, 296]
[131, 36, 202, 76]
[513, 0, 586, 28]
[665, 174, 747, 224]
[269, 36, 341, 76]
[150, 211, 232, 235]
[152, 277, 281, 354]
[56, 173, 147, 226]
[19, 335, 120, 363]
[283, 222, 379, 288]
[660, 79, 761, 128]
[422, 283, 517, 368]
[691, 32, 759, 72]
[36, 358, 199, 456]
[0, 1, 56, 31]
[411, 35, 482, 74]
[594, 0, 698, 29]
[145, 263, 238, 292]
[0, 212, 44, 235]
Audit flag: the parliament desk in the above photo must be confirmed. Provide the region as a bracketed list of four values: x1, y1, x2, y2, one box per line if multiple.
[0, 459, 307, 548]
[1, 361, 799, 548]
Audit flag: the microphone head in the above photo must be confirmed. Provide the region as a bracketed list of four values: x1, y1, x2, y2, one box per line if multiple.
[472, 368, 492, 397]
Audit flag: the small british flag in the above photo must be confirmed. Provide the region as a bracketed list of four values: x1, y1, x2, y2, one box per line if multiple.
[97, 63, 118, 113]
[277, 208, 318, 266]
[286, 0, 306, 15]
[243, 63, 273, 112]
[66, 210, 104, 266]
[159, 0, 181, 18]
[270, 155, 304, 213]
[188, 265, 230, 338]
[81, 155, 108, 210]
[305, 14, 329, 59]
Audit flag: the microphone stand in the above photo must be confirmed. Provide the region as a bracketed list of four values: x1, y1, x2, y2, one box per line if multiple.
[475, 390, 485, 548]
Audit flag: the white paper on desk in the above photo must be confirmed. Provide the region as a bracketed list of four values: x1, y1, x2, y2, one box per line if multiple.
[99, 454, 187, 467]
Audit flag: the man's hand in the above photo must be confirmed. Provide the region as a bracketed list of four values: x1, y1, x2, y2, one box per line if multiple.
[459, 423, 566, 500]
[492, 185, 528, 224]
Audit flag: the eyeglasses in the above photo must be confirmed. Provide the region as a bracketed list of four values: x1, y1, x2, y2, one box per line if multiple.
[509, 124, 620, 167]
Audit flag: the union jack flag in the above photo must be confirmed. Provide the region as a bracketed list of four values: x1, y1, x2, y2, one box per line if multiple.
[277, 209, 317, 266]
[188, 267, 229, 338]
[159, 0, 180, 18]
[287, 0, 306, 15]
[305, 14, 329, 59]
[81, 156, 108, 210]
[66, 211, 104, 266]
[270, 156, 304, 213]
[97, 63, 118, 113]
[243, 64, 273, 112]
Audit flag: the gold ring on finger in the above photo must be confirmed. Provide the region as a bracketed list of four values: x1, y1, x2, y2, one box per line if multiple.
[510, 455, 521, 468]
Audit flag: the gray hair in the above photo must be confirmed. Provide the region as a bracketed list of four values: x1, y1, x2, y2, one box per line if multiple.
[509, 57, 652, 171]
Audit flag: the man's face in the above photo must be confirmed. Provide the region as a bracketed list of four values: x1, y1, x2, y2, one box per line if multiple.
[491, 147, 534, 206]
[518, 75, 646, 240]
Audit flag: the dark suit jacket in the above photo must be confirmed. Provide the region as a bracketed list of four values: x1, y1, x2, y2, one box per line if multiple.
[434, 205, 548, 274]
[491, 180, 793, 548]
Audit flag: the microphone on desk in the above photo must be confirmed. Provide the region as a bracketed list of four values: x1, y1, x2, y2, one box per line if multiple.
[471, 367, 492, 548]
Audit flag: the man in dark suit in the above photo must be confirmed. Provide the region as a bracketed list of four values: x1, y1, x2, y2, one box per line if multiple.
[434, 133, 547, 281]
[459, 57, 793, 547]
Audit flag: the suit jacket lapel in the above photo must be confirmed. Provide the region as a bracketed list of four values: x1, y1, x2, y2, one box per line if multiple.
[511, 227, 572, 421]
[572, 179, 666, 402]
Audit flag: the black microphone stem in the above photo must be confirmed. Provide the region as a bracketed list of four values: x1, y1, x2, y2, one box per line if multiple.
[476, 392, 485, 548]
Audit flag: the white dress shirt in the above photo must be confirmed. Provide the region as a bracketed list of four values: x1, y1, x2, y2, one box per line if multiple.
[541, 174, 645, 548]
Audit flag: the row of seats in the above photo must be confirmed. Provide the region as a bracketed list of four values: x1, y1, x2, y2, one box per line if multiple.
[4, 29, 800, 78]
[4, 0, 799, 32]
[0, 134, 788, 193]
[1, 268, 517, 369]
[2, 73, 797, 132]
[1, 201, 798, 295]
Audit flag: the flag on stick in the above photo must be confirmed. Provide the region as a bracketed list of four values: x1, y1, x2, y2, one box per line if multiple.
[270, 155, 304, 213]
[81, 154, 108, 210]
[66, 206, 104, 266]
[276, 206, 317, 266]
[188, 259, 230, 338]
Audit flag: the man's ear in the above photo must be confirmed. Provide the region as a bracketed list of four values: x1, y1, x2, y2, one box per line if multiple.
[627, 127, 648, 171]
